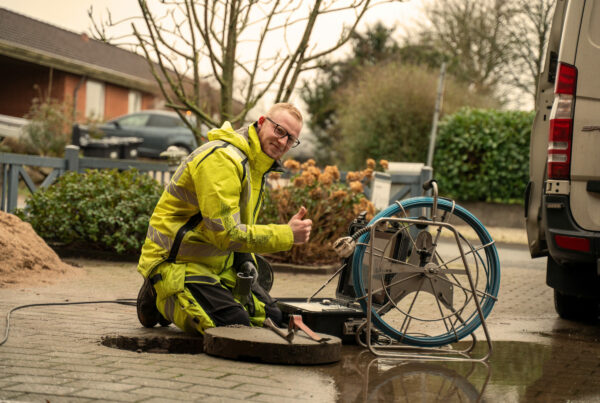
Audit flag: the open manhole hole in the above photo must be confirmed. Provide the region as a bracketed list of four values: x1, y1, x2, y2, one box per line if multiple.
[101, 329, 204, 354]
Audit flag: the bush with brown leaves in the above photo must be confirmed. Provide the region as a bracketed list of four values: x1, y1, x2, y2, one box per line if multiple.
[260, 158, 386, 265]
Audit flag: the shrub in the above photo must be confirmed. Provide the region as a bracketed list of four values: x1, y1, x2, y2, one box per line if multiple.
[23, 97, 74, 157]
[260, 159, 378, 265]
[0, 137, 35, 154]
[15, 169, 163, 254]
[433, 108, 534, 203]
[333, 62, 499, 170]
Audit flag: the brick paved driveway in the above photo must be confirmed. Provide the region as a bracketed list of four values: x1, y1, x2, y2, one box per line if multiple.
[1, 250, 598, 402]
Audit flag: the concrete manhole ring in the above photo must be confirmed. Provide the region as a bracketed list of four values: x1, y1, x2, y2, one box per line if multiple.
[204, 325, 342, 365]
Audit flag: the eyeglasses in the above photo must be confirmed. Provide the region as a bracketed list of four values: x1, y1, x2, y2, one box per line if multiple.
[265, 117, 300, 148]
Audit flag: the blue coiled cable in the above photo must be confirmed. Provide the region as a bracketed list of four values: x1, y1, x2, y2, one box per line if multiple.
[352, 197, 500, 347]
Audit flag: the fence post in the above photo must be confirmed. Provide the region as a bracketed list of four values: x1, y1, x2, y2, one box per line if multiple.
[65, 145, 80, 173]
[7, 164, 20, 212]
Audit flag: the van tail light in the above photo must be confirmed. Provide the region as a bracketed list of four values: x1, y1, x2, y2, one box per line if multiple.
[554, 234, 590, 252]
[547, 63, 577, 180]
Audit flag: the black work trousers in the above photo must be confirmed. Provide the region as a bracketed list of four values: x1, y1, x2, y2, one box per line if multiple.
[186, 282, 283, 327]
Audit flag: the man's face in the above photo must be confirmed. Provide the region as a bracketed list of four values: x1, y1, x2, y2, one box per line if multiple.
[257, 110, 302, 160]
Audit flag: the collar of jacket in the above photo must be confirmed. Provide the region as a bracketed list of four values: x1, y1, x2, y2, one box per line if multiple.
[207, 121, 282, 174]
[248, 122, 278, 174]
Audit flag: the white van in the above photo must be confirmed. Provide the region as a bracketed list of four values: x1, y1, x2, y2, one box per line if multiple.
[526, 0, 600, 320]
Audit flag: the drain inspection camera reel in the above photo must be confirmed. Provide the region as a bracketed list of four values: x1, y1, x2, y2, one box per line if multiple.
[331, 179, 500, 361]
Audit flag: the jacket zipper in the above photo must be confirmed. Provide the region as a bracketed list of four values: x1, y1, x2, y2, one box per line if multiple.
[253, 173, 267, 223]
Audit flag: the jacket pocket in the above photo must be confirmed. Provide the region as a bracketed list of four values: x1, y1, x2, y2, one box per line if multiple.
[155, 262, 186, 298]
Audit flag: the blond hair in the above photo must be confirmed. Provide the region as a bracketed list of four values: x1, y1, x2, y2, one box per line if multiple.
[267, 103, 303, 123]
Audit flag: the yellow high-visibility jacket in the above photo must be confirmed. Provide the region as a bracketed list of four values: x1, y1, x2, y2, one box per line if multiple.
[137, 121, 293, 290]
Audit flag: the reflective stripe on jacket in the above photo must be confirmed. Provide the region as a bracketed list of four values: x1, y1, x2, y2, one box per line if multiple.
[137, 121, 293, 288]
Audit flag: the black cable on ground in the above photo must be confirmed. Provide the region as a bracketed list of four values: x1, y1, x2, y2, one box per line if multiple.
[0, 299, 136, 347]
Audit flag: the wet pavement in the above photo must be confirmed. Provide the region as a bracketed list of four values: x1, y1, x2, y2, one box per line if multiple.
[320, 336, 600, 401]
[1, 237, 600, 402]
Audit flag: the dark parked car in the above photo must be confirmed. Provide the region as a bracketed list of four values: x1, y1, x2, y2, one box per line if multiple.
[99, 110, 201, 158]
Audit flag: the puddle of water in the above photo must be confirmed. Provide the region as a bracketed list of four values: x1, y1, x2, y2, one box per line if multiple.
[318, 338, 600, 402]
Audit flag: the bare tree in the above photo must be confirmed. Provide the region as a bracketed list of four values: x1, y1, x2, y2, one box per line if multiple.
[417, 0, 515, 98]
[90, 0, 397, 134]
[506, 0, 555, 104]
[415, 0, 554, 107]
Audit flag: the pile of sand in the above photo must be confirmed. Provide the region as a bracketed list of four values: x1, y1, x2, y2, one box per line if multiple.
[0, 211, 81, 288]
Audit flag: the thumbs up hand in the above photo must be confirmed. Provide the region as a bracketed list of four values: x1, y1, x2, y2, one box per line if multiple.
[288, 206, 312, 244]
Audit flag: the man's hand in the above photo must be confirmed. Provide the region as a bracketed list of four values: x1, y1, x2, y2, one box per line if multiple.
[288, 206, 312, 244]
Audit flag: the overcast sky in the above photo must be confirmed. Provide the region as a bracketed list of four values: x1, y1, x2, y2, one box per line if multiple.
[0, 1, 423, 53]
[1, 0, 426, 146]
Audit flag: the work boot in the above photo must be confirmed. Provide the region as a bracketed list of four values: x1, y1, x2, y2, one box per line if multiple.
[136, 278, 160, 328]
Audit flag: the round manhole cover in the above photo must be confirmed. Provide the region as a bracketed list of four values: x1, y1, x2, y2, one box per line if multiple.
[204, 326, 342, 364]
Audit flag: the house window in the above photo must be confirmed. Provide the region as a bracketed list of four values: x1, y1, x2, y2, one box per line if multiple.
[128, 90, 142, 113]
[85, 80, 105, 119]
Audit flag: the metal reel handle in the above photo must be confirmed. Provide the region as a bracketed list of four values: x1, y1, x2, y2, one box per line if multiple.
[422, 179, 438, 222]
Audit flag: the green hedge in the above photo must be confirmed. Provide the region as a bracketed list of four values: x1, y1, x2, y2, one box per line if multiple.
[433, 108, 534, 203]
[15, 169, 163, 254]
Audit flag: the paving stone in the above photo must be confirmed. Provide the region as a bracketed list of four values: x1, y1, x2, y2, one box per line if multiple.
[248, 394, 315, 403]
[108, 368, 178, 380]
[84, 356, 122, 365]
[0, 365, 68, 377]
[0, 380, 17, 388]
[185, 384, 256, 400]
[129, 385, 206, 400]
[2, 374, 73, 386]
[0, 351, 54, 364]
[72, 387, 143, 402]
[160, 366, 228, 378]
[46, 356, 115, 366]
[204, 326, 342, 365]
[141, 397, 205, 403]
[221, 374, 324, 393]
[53, 370, 127, 382]
[6, 393, 97, 403]
[105, 362, 168, 373]
[119, 376, 194, 389]
[50, 363, 121, 374]
[199, 395, 247, 403]
[3, 382, 81, 395]
[98, 356, 166, 366]
[205, 365, 269, 378]
[0, 359, 56, 369]
[46, 351, 104, 360]
[171, 375, 241, 389]
[0, 391, 26, 400]
[0, 346, 50, 355]
[64, 379, 139, 392]
[235, 382, 304, 399]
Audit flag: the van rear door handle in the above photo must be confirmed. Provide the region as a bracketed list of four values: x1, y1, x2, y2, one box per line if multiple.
[582, 126, 600, 132]
[586, 181, 600, 193]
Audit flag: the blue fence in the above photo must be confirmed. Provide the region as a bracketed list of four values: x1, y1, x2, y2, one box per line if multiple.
[1, 145, 433, 214]
[0, 145, 171, 212]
